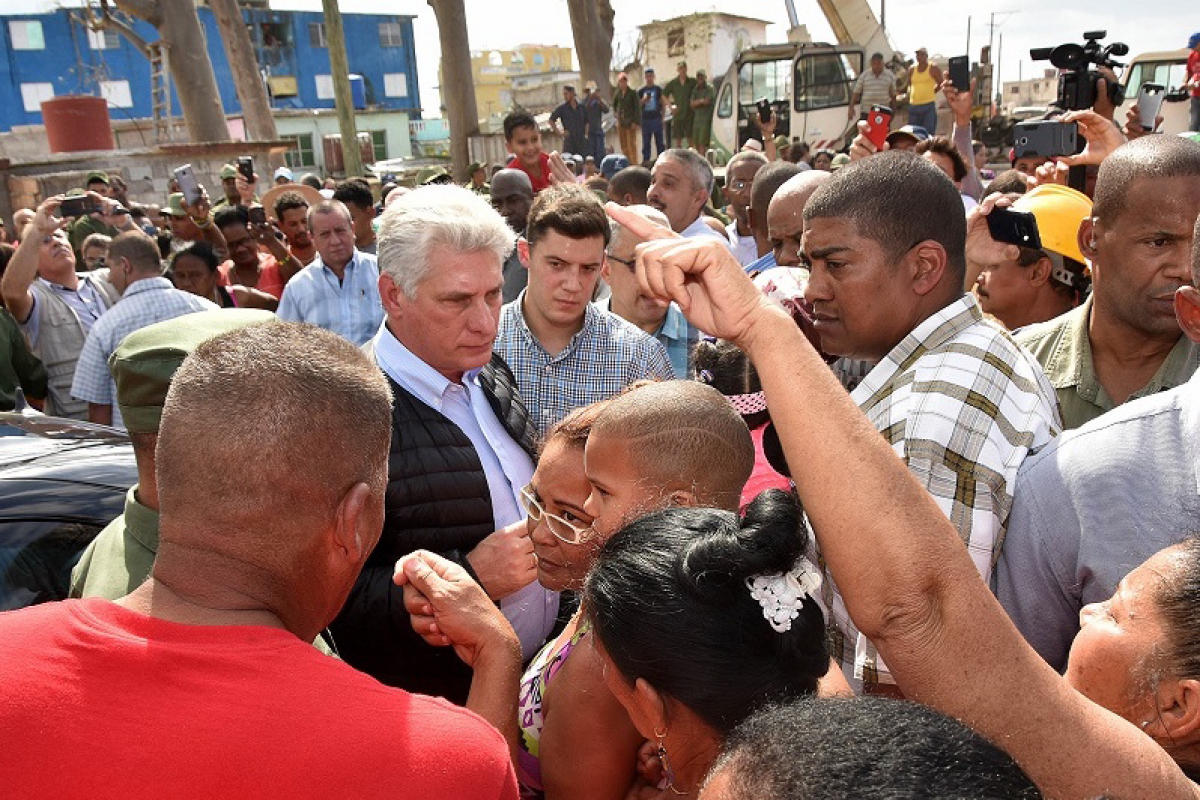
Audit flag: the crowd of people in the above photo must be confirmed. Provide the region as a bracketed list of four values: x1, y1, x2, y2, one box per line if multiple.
[2, 33, 1200, 798]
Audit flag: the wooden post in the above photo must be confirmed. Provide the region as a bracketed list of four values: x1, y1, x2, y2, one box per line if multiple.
[321, 0, 363, 177]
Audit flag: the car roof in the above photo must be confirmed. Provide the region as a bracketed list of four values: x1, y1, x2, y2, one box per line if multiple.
[0, 413, 135, 493]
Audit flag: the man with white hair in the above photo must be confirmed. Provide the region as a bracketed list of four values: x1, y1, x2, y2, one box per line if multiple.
[276, 200, 382, 345]
[598, 204, 695, 377]
[648, 148, 728, 243]
[330, 185, 553, 703]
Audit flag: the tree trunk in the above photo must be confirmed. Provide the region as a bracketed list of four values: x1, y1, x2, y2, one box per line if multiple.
[208, 0, 279, 143]
[321, 0, 363, 177]
[429, 0, 479, 182]
[116, 0, 231, 142]
[567, 0, 615, 103]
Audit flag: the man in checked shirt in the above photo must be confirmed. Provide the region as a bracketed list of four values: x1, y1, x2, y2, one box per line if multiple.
[494, 183, 674, 436]
[798, 151, 1060, 696]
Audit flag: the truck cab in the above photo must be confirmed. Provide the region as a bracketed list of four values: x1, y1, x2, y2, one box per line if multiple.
[711, 43, 865, 160]
[1118, 49, 1191, 135]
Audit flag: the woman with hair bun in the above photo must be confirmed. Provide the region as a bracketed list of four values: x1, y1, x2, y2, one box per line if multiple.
[584, 489, 828, 798]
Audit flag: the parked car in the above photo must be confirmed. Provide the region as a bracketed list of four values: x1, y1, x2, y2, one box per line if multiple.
[0, 412, 135, 610]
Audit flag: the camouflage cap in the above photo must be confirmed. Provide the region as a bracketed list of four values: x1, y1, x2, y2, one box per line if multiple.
[109, 309, 278, 434]
[219, 163, 239, 180]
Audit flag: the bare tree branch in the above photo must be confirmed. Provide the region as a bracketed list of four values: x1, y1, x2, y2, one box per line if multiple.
[76, 3, 150, 57]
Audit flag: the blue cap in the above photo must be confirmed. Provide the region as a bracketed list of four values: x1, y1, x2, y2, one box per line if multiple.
[1190, 32, 1200, 49]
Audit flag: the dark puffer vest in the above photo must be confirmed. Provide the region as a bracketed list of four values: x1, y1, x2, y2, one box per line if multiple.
[330, 354, 537, 703]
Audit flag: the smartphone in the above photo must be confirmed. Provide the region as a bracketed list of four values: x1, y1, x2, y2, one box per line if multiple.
[1013, 120, 1078, 159]
[1136, 83, 1165, 131]
[247, 205, 267, 226]
[986, 208, 1042, 251]
[757, 97, 773, 126]
[949, 56, 971, 92]
[59, 196, 99, 218]
[173, 164, 202, 206]
[865, 105, 892, 150]
[238, 156, 254, 182]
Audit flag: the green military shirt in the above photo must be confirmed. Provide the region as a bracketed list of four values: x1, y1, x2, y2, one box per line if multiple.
[468, 182, 491, 196]
[70, 485, 339, 657]
[690, 84, 716, 147]
[0, 308, 47, 410]
[664, 76, 697, 136]
[614, 86, 641, 126]
[1015, 295, 1200, 430]
[68, 214, 119, 261]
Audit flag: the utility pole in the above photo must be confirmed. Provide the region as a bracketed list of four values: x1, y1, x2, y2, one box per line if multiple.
[321, 0, 363, 178]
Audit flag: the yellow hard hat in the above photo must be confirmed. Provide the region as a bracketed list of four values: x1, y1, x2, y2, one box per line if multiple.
[1011, 184, 1092, 264]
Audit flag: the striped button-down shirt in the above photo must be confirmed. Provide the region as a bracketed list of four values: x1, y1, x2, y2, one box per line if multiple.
[70, 277, 217, 429]
[495, 296, 676, 436]
[596, 297, 696, 379]
[818, 294, 1060, 689]
[277, 249, 383, 345]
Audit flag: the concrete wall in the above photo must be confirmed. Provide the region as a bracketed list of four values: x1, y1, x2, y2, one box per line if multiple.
[1, 140, 291, 229]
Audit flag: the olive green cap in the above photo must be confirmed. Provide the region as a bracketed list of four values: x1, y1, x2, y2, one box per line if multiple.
[86, 170, 110, 185]
[219, 163, 238, 180]
[109, 309, 277, 434]
[165, 192, 188, 217]
[417, 165, 451, 185]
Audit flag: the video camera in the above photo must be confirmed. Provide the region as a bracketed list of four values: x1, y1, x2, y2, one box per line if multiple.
[1030, 31, 1128, 111]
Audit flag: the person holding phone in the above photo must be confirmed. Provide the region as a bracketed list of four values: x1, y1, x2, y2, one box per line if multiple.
[0, 194, 120, 419]
[849, 53, 896, 122]
[1187, 32, 1200, 133]
[906, 48, 942, 135]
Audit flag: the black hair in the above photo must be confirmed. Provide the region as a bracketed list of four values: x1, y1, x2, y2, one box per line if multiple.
[583, 490, 827, 735]
[749, 161, 803, 233]
[525, 182, 611, 249]
[333, 178, 373, 211]
[504, 111, 538, 140]
[609, 166, 652, 203]
[1153, 536, 1200, 683]
[804, 151, 967, 283]
[213, 205, 249, 231]
[273, 191, 310, 221]
[692, 339, 767, 430]
[712, 696, 1041, 798]
[1093, 135, 1200, 223]
[299, 173, 323, 191]
[984, 169, 1029, 197]
[916, 135, 969, 182]
[171, 241, 220, 273]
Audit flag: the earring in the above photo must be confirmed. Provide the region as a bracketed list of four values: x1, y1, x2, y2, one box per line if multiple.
[655, 728, 686, 796]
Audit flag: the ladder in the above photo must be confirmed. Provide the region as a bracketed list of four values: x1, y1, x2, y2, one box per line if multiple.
[148, 41, 174, 143]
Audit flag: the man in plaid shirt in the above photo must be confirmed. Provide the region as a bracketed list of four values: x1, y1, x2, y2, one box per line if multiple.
[800, 152, 1060, 694]
[495, 184, 674, 436]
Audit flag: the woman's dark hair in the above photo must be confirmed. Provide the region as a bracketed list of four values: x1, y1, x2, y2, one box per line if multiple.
[692, 339, 768, 430]
[171, 242, 220, 273]
[713, 697, 1041, 798]
[1154, 536, 1200, 681]
[583, 490, 827, 735]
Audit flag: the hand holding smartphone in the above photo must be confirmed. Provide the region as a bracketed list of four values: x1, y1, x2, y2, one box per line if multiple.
[173, 164, 202, 206]
[948, 56, 971, 92]
[864, 105, 893, 150]
[1136, 83, 1165, 132]
[986, 208, 1041, 251]
[1013, 120, 1079, 159]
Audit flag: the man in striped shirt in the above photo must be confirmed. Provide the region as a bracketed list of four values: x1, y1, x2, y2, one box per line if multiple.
[800, 152, 1060, 694]
[277, 200, 382, 346]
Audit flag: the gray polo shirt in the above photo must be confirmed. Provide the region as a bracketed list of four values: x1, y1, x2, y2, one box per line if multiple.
[854, 69, 896, 108]
[993, 367, 1200, 671]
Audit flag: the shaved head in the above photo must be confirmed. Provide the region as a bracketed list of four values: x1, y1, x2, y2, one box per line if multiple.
[1093, 136, 1200, 224]
[591, 381, 753, 510]
[768, 171, 831, 267]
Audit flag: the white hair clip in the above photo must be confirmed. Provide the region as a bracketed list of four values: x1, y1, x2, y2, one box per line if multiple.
[745, 560, 822, 633]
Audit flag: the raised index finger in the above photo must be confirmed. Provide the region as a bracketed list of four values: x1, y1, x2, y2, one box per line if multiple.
[605, 202, 681, 243]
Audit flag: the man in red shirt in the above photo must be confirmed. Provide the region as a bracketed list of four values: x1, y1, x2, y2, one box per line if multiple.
[1188, 32, 1200, 132]
[0, 322, 520, 799]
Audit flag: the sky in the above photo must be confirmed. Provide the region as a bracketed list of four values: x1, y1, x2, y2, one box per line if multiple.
[16, 0, 1192, 117]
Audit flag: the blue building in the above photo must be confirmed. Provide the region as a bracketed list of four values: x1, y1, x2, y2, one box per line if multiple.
[0, 7, 420, 135]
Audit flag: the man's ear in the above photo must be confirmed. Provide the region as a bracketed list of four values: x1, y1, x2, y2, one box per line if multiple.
[378, 274, 405, 316]
[1028, 255, 1053, 288]
[332, 482, 375, 564]
[908, 240, 949, 297]
[600, 257, 612, 281]
[668, 488, 700, 508]
[517, 237, 531, 269]
[1175, 285, 1200, 344]
[1079, 217, 1099, 262]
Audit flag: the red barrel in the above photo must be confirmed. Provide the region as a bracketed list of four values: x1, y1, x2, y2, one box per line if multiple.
[41, 95, 115, 153]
